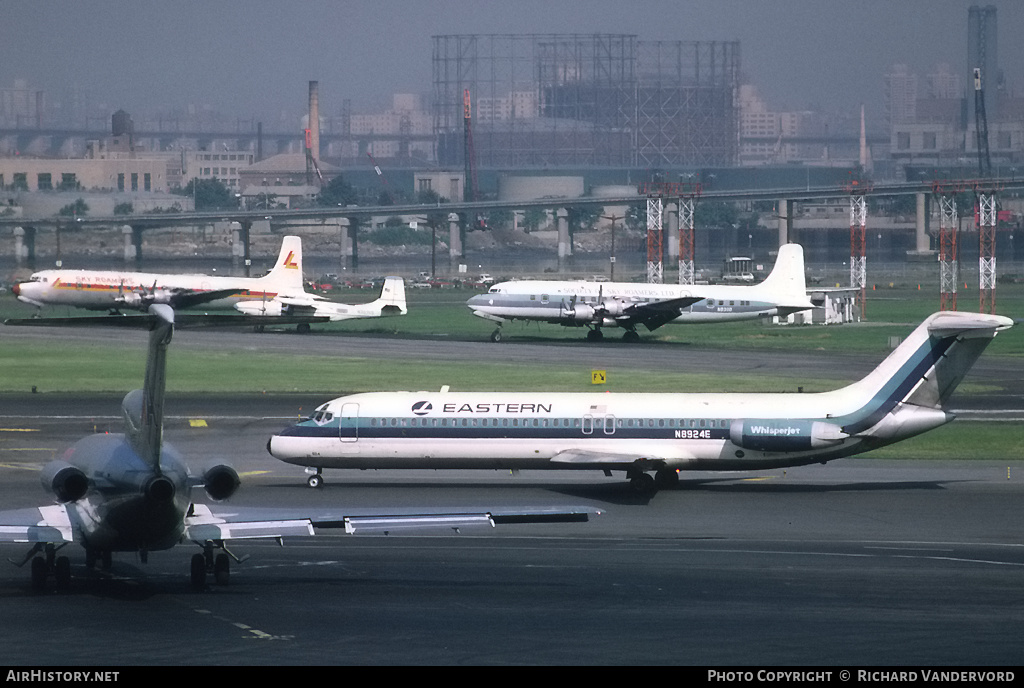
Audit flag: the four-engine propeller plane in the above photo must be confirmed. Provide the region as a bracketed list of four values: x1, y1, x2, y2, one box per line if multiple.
[14, 235, 408, 332]
[14, 236, 307, 313]
[0, 307, 596, 592]
[269, 311, 1011, 492]
[467, 243, 815, 341]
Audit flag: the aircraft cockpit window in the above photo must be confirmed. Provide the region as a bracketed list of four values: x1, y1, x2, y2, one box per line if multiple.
[489, 287, 500, 294]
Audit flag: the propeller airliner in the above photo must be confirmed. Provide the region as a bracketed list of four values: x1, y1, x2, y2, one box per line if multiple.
[467, 243, 815, 341]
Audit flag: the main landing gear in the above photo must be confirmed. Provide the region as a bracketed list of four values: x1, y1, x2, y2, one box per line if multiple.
[191, 540, 240, 591]
[627, 468, 679, 494]
[586, 327, 640, 342]
[22, 543, 72, 592]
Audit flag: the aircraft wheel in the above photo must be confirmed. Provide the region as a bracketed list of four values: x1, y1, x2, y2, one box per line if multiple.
[490, 329, 502, 343]
[54, 556, 71, 590]
[307, 474, 323, 488]
[655, 468, 680, 488]
[30, 556, 48, 592]
[101, 550, 112, 570]
[629, 473, 656, 494]
[622, 330, 640, 343]
[586, 329, 604, 342]
[296, 323, 311, 334]
[214, 553, 230, 586]
[190, 553, 206, 591]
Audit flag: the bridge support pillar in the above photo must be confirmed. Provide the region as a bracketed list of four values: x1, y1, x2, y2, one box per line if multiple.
[231, 221, 251, 276]
[915, 193, 931, 253]
[777, 199, 793, 247]
[14, 226, 35, 265]
[448, 213, 462, 261]
[665, 203, 679, 262]
[557, 208, 571, 263]
[123, 225, 142, 264]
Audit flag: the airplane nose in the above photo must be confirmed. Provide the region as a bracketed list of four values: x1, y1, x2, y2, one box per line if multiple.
[12, 283, 20, 296]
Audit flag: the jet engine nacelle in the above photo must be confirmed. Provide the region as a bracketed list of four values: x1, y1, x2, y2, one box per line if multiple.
[202, 465, 241, 501]
[235, 300, 283, 317]
[41, 460, 89, 503]
[730, 419, 847, 453]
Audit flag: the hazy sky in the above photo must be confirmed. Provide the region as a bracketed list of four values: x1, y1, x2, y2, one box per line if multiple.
[3, 0, 1021, 126]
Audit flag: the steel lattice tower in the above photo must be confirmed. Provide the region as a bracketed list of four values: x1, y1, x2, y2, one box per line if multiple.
[646, 196, 664, 284]
[978, 192, 997, 314]
[849, 194, 867, 319]
[937, 193, 959, 311]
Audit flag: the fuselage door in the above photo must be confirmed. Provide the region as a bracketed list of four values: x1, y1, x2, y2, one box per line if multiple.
[339, 403, 359, 442]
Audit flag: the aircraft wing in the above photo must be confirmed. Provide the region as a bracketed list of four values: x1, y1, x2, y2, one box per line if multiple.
[0, 506, 74, 543]
[4, 313, 329, 329]
[167, 287, 244, 310]
[618, 296, 705, 331]
[185, 503, 598, 538]
[550, 449, 668, 468]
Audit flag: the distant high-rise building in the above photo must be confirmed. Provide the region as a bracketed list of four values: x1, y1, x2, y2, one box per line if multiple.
[885, 64, 918, 125]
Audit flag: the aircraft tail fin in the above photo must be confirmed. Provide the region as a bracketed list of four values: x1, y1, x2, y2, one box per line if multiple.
[759, 243, 814, 312]
[121, 304, 175, 470]
[838, 311, 1012, 434]
[369, 277, 407, 316]
[259, 235, 305, 295]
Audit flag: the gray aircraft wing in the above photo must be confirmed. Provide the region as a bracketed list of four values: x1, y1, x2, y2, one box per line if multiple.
[0, 502, 598, 546]
[618, 296, 704, 331]
[0, 506, 74, 544]
[184, 503, 598, 538]
[550, 448, 669, 469]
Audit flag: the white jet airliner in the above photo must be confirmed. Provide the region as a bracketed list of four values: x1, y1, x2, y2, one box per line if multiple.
[0, 306, 596, 592]
[269, 311, 1011, 491]
[466, 243, 815, 341]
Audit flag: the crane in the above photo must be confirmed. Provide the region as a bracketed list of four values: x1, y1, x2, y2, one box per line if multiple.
[974, 68, 991, 179]
[463, 89, 479, 202]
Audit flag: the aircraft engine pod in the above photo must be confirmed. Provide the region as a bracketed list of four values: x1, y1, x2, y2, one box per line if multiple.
[41, 461, 89, 503]
[235, 300, 284, 317]
[729, 419, 847, 453]
[144, 475, 176, 503]
[202, 465, 241, 501]
[564, 304, 595, 321]
[599, 301, 627, 317]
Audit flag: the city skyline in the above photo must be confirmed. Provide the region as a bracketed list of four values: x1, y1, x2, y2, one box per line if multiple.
[3, 0, 1022, 129]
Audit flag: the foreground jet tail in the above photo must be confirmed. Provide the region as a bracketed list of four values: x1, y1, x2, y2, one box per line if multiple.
[121, 304, 175, 469]
[834, 311, 1013, 437]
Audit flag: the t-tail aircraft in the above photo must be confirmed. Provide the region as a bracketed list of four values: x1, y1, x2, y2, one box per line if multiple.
[466, 243, 815, 341]
[269, 311, 1011, 492]
[0, 307, 596, 592]
[234, 276, 407, 329]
